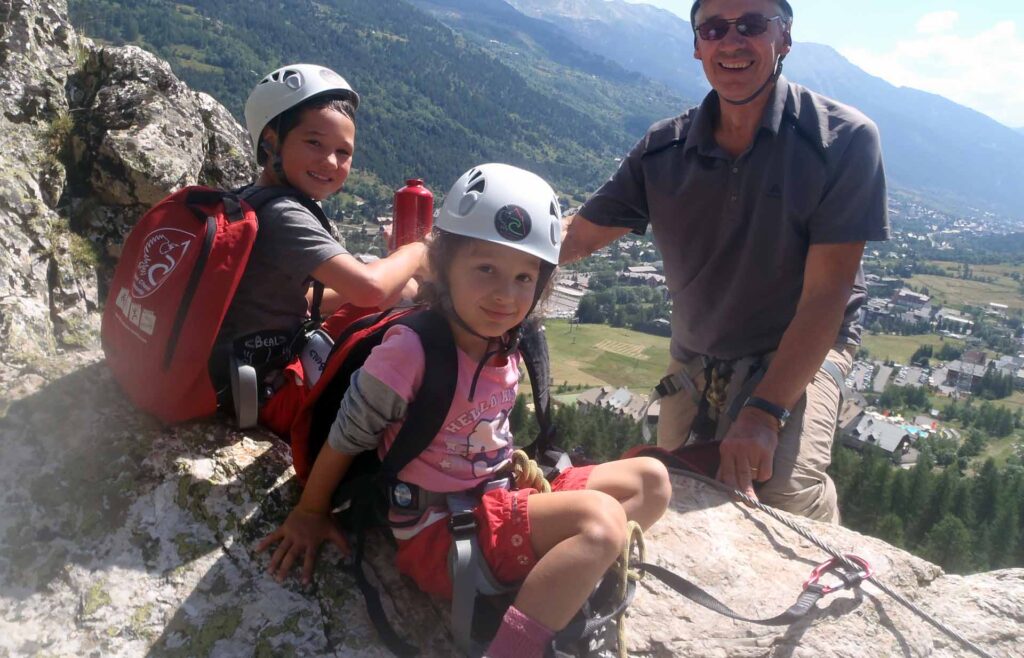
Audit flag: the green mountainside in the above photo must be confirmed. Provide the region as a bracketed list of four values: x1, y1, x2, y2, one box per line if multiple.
[68, 0, 682, 203]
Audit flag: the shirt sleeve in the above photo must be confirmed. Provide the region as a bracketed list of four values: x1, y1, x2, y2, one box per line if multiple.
[807, 120, 891, 245]
[258, 198, 348, 283]
[578, 136, 651, 235]
[325, 326, 425, 455]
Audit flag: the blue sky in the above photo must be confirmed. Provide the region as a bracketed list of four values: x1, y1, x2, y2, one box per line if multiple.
[624, 1, 1024, 127]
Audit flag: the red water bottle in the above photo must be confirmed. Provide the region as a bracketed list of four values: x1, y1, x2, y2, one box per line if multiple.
[390, 179, 433, 250]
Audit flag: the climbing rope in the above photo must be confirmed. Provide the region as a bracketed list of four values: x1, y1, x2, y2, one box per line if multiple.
[705, 366, 730, 414]
[674, 467, 995, 658]
[612, 521, 646, 658]
[511, 449, 551, 493]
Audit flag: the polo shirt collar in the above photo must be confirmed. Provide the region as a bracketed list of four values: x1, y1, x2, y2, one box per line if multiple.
[684, 76, 793, 155]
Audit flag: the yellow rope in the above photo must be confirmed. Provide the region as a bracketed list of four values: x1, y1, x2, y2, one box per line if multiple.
[508, 451, 645, 657]
[613, 520, 646, 658]
[511, 450, 551, 493]
[706, 366, 730, 413]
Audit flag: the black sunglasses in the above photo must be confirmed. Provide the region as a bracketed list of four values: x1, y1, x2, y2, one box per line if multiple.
[696, 13, 784, 41]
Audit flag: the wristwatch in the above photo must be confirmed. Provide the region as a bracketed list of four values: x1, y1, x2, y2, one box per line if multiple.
[742, 396, 791, 429]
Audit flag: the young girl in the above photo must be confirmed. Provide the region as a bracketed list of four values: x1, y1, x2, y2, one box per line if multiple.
[258, 164, 672, 657]
[213, 64, 426, 419]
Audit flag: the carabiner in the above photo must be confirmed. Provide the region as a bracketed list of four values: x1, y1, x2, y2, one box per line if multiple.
[803, 554, 872, 595]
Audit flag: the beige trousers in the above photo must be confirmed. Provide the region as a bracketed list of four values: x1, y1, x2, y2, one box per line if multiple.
[656, 346, 854, 523]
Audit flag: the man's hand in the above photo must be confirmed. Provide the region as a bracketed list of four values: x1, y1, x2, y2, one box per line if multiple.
[256, 508, 350, 585]
[717, 408, 780, 502]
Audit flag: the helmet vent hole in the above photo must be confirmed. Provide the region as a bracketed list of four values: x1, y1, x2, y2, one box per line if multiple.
[283, 69, 302, 89]
[467, 168, 485, 187]
[458, 193, 480, 216]
[467, 178, 486, 195]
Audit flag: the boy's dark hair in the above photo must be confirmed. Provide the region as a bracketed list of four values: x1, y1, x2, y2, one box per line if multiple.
[416, 230, 555, 317]
[256, 95, 357, 165]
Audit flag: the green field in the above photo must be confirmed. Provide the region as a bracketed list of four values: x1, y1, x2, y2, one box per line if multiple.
[992, 391, 1024, 413]
[907, 261, 1024, 310]
[542, 319, 670, 391]
[981, 433, 1023, 466]
[860, 333, 965, 365]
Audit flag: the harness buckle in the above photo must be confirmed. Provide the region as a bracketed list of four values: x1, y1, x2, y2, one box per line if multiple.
[656, 373, 682, 397]
[448, 511, 478, 537]
[803, 554, 872, 595]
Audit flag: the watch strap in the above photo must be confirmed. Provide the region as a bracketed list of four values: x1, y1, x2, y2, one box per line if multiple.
[743, 396, 790, 428]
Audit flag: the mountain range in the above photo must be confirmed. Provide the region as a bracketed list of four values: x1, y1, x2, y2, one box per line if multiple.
[501, 0, 1024, 220]
[67, 0, 681, 202]
[68, 0, 1024, 221]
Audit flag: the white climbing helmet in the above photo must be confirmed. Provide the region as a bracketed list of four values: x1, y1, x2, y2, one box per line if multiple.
[436, 163, 562, 265]
[243, 63, 360, 158]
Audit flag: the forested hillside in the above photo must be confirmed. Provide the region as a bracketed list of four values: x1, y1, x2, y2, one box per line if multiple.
[833, 449, 1023, 574]
[68, 0, 681, 202]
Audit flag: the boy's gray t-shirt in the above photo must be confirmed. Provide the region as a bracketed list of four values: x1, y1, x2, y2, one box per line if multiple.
[218, 191, 347, 343]
[579, 78, 890, 361]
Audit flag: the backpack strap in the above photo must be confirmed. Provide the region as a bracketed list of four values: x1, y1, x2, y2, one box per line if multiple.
[518, 319, 573, 477]
[378, 309, 459, 479]
[240, 185, 334, 325]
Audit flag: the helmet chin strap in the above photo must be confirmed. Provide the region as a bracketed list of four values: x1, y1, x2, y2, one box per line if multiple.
[440, 261, 554, 401]
[262, 117, 291, 187]
[261, 140, 291, 188]
[720, 54, 784, 106]
[441, 296, 519, 402]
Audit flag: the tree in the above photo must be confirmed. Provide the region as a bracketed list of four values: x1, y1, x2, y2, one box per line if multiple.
[922, 515, 974, 573]
[509, 394, 529, 435]
[575, 295, 604, 324]
[937, 343, 963, 361]
[910, 344, 933, 366]
[875, 514, 905, 548]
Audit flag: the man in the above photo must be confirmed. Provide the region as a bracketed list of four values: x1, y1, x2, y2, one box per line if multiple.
[560, 0, 889, 522]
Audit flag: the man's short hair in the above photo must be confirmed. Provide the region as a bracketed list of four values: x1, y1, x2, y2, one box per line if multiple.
[690, 0, 794, 26]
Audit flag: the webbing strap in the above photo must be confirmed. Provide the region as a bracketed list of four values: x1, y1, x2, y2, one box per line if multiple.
[821, 359, 846, 403]
[641, 369, 701, 442]
[636, 562, 825, 625]
[449, 524, 478, 655]
[725, 358, 767, 422]
[346, 524, 418, 657]
[240, 185, 332, 326]
[446, 490, 517, 654]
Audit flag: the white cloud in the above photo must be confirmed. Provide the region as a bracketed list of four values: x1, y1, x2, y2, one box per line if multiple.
[841, 19, 1024, 127]
[916, 10, 959, 35]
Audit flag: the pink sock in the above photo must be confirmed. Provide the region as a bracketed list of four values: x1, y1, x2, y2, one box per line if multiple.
[484, 605, 555, 658]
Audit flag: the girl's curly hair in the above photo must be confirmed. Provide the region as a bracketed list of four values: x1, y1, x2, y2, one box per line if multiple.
[415, 230, 556, 317]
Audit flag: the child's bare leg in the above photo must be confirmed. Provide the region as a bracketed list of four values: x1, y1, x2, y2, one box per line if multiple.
[515, 490, 627, 631]
[586, 457, 671, 529]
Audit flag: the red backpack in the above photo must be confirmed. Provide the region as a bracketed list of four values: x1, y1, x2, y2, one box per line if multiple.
[101, 185, 329, 423]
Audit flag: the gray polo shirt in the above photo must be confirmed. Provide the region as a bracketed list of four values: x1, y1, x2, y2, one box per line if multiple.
[580, 77, 890, 362]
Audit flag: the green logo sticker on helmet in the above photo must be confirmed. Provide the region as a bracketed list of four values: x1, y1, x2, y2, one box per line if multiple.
[495, 205, 531, 242]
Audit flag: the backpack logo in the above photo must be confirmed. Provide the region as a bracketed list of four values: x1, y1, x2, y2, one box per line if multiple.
[495, 205, 531, 242]
[132, 228, 193, 298]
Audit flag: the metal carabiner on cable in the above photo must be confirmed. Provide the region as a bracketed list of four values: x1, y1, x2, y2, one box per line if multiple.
[803, 554, 872, 595]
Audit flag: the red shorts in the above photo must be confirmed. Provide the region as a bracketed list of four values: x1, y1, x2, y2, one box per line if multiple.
[394, 465, 596, 598]
[258, 358, 308, 437]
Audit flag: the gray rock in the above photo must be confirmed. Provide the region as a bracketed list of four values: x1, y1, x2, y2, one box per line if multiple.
[0, 0, 255, 380]
[0, 356, 1019, 657]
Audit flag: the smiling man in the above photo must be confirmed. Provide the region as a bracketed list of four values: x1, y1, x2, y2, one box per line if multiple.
[560, 0, 890, 522]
